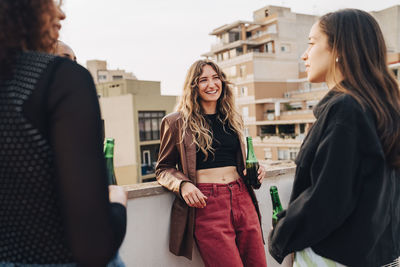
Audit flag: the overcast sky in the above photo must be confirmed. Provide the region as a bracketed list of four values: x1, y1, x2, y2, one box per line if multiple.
[59, 0, 400, 95]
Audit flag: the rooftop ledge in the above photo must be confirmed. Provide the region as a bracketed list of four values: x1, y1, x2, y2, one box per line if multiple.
[123, 165, 297, 199]
[120, 165, 296, 267]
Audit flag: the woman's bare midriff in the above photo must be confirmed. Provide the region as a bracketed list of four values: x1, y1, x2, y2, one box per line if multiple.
[196, 166, 241, 184]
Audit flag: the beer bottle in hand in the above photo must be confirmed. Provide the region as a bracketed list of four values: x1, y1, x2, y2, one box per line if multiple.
[104, 138, 117, 185]
[245, 136, 261, 189]
[270, 185, 283, 227]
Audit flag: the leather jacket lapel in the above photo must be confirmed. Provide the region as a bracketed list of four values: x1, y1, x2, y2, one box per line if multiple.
[183, 127, 197, 183]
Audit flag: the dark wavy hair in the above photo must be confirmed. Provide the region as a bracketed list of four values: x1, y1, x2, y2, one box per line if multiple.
[319, 9, 400, 168]
[0, 0, 56, 79]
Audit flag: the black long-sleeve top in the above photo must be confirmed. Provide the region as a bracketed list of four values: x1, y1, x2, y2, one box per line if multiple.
[268, 88, 400, 267]
[0, 51, 126, 266]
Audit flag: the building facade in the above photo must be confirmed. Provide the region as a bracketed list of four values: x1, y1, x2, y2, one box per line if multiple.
[91, 62, 177, 185]
[203, 5, 400, 162]
[203, 5, 319, 161]
[87, 60, 137, 84]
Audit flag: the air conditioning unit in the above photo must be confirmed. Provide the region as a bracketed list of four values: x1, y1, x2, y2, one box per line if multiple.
[267, 113, 275, 121]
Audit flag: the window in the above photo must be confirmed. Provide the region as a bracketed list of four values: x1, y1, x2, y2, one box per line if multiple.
[138, 111, 165, 141]
[244, 127, 249, 137]
[278, 124, 295, 135]
[239, 65, 246, 78]
[300, 124, 306, 134]
[289, 149, 298, 160]
[261, 125, 276, 135]
[242, 107, 249, 118]
[226, 66, 236, 78]
[112, 75, 123, 80]
[240, 86, 248, 96]
[280, 44, 291, 53]
[303, 82, 311, 91]
[393, 68, 398, 78]
[264, 148, 272, 160]
[223, 51, 229, 61]
[229, 49, 237, 58]
[140, 144, 160, 177]
[229, 31, 240, 42]
[143, 150, 150, 166]
[278, 149, 289, 160]
[265, 41, 274, 53]
[233, 86, 239, 96]
[98, 74, 107, 81]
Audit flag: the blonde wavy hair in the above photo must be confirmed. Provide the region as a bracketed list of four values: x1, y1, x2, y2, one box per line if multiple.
[176, 60, 244, 160]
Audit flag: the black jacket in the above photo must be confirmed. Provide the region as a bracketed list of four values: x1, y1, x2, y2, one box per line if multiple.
[268, 89, 400, 267]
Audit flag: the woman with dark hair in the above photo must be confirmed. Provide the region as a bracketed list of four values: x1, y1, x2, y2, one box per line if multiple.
[0, 0, 127, 266]
[268, 9, 400, 267]
[156, 60, 267, 266]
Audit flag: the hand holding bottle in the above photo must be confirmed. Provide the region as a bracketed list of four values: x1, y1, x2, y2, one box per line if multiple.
[245, 137, 262, 189]
[109, 185, 128, 207]
[181, 182, 208, 208]
[243, 164, 265, 184]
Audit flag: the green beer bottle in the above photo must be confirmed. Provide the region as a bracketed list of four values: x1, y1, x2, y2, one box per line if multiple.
[270, 185, 283, 227]
[245, 136, 261, 189]
[104, 138, 117, 185]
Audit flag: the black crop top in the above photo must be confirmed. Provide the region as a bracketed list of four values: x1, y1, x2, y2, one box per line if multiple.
[196, 114, 240, 170]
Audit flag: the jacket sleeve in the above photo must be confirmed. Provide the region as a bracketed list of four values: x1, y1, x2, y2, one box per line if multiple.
[155, 117, 192, 199]
[268, 120, 361, 263]
[48, 59, 126, 265]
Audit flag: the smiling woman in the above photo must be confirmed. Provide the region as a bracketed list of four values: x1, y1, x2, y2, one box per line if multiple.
[156, 60, 268, 266]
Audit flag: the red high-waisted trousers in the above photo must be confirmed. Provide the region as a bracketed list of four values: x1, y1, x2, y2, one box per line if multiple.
[194, 178, 267, 267]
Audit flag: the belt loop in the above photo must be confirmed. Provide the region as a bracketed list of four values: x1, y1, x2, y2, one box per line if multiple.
[213, 184, 218, 197]
[237, 179, 242, 191]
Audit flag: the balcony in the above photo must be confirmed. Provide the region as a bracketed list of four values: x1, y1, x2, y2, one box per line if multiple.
[279, 109, 314, 121]
[119, 166, 295, 267]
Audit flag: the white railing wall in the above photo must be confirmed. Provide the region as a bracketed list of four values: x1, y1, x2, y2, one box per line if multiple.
[119, 166, 296, 267]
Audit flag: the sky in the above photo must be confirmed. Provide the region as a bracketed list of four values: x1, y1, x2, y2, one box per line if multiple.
[59, 0, 400, 96]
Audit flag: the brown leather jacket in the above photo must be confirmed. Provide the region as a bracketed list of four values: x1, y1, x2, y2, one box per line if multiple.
[155, 112, 263, 260]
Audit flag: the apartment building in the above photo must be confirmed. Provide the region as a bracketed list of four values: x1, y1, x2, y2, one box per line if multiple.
[203, 5, 319, 161]
[90, 61, 177, 185]
[203, 5, 400, 161]
[87, 59, 137, 84]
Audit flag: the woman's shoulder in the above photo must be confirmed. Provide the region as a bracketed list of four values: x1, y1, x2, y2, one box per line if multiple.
[326, 91, 372, 128]
[162, 112, 182, 125]
[52, 57, 93, 81]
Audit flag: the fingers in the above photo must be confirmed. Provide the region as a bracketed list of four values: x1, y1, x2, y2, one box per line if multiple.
[109, 185, 128, 207]
[257, 165, 265, 183]
[191, 193, 205, 209]
[182, 186, 207, 208]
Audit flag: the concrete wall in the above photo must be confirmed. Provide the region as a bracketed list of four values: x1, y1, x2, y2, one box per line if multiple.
[98, 79, 177, 184]
[372, 6, 400, 53]
[100, 94, 137, 185]
[119, 167, 296, 267]
[253, 57, 298, 80]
